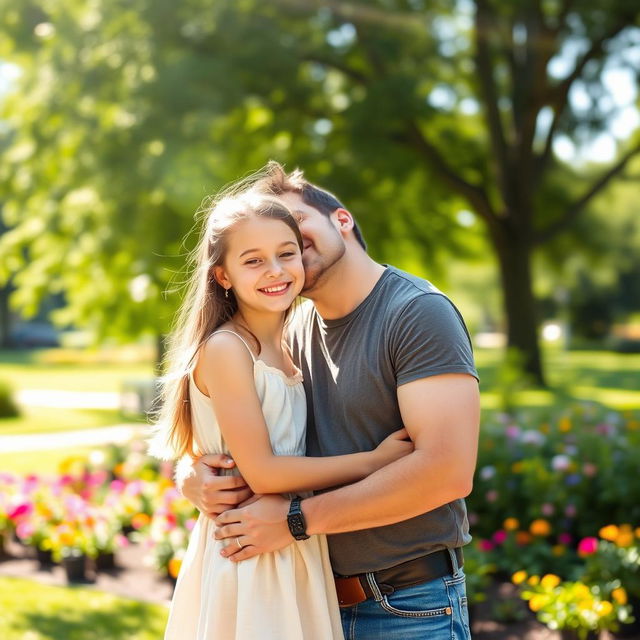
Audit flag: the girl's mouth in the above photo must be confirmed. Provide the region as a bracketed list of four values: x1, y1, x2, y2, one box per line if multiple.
[258, 282, 292, 296]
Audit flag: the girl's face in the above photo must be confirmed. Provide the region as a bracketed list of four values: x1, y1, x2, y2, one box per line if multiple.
[215, 216, 304, 314]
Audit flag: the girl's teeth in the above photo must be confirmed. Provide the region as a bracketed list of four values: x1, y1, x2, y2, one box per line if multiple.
[263, 284, 288, 293]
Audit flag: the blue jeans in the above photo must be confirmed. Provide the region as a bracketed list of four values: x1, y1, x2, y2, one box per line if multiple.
[339, 552, 472, 640]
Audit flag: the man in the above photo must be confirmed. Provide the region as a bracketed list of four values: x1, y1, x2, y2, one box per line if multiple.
[178, 162, 479, 639]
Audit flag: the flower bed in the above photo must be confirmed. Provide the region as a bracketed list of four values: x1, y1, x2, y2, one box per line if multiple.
[467, 404, 640, 637]
[1, 403, 638, 637]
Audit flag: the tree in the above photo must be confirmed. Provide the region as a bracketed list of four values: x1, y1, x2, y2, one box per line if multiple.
[1, 0, 639, 382]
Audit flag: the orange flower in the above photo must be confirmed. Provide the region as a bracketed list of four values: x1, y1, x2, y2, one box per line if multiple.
[131, 513, 151, 530]
[516, 531, 533, 545]
[552, 545, 566, 557]
[612, 588, 628, 605]
[527, 575, 540, 586]
[616, 531, 634, 548]
[168, 556, 182, 578]
[504, 518, 520, 531]
[511, 462, 524, 473]
[599, 525, 619, 541]
[558, 417, 571, 432]
[529, 519, 551, 537]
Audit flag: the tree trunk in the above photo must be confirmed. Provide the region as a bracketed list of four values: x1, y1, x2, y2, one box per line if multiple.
[492, 225, 545, 386]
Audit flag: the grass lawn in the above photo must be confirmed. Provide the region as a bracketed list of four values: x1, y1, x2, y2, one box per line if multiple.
[475, 348, 640, 412]
[0, 577, 167, 640]
[0, 349, 154, 393]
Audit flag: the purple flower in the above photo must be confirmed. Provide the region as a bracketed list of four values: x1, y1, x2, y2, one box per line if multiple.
[564, 504, 577, 517]
[565, 473, 581, 486]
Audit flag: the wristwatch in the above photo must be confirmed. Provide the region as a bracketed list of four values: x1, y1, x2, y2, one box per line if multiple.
[287, 496, 310, 540]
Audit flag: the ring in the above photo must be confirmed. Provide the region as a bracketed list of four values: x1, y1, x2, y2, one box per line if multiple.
[236, 537, 243, 549]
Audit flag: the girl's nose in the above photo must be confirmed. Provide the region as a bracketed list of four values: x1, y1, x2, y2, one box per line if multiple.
[265, 259, 284, 277]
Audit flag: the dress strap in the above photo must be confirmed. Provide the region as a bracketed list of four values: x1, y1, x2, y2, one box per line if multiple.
[212, 330, 257, 362]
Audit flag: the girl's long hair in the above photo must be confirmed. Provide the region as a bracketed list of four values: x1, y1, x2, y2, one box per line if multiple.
[149, 186, 303, 460]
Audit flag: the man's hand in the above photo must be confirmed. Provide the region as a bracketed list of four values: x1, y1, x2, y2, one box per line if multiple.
[176, 454, 253, 520]
[214, 494, 292, 562]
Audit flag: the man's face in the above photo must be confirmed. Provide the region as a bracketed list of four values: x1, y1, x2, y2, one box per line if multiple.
[277, 192, 346, 295]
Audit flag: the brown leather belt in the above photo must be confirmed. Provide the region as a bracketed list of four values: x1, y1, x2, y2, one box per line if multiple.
[334, 548, 464, 608]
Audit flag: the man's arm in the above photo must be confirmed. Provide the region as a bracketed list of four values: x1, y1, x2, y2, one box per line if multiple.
[215, 373, 479, 560]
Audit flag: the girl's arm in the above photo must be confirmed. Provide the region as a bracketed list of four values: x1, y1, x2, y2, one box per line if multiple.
[196, 332, 412, 495]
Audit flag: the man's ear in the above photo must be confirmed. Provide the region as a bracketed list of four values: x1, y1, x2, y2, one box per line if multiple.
[333, 208, 355, 235]
[212, 265, 231, 290]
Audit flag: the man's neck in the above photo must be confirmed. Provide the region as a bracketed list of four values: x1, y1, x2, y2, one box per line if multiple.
[309, 251, 386, 320]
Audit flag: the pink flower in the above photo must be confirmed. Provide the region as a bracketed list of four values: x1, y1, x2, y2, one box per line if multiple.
[486, 490, 499, 503]
[541, 503, 555, 516]
[558, 533, 572, 545]
[492, 530, 508, 544]
[16, 521, 34, 539]
[578, 537, 599, 556]
[564, 504, 577, 518]
[478, 539, 495, 552]
[110, 479, 126, 492]
[582, 463, 597, 477]
[506, 425, 521, 439]
[8, 503, 33, 520]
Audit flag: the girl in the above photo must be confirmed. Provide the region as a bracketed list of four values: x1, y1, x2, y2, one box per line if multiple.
[153, 188, 412, 640]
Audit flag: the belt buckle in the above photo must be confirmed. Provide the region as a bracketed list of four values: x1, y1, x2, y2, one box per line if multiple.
[334, 576, 368, 607]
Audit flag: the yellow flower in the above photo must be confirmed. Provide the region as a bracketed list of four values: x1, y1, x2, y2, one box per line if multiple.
[612, 588, 628, 605]
[530, 519, 551, 537]
[559, 417, 571, 432]
[528, 594, 546, 612]
[574, 584, 591, 599]
[552, 545, 566, 556]
[597, 601, 614, 617]
[512, 570, 527, 585]
[504, 518, 520, 531]
[527, 575, 540, 586]
[599, 525, 619, 541]
[540, 574, 561, 590]
[578, 598, 593, 611]
[511, 462, 524, 473]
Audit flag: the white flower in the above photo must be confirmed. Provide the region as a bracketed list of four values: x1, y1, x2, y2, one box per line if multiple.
[551, 454, 571, 472]
[480, 465, 496, 480]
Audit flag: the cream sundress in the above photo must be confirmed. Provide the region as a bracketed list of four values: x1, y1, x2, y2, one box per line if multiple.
[164, 330, 344, 640]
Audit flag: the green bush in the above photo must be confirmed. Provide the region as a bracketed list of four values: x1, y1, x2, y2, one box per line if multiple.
[0, 380, 20, 418]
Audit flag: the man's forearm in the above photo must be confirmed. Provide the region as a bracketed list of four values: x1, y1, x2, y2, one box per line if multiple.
[303, 449, 472, 535]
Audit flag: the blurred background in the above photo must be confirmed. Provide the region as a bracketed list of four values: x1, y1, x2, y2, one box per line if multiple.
[1, 2, 639, 639]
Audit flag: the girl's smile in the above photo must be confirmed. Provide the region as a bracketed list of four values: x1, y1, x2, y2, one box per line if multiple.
[215, 216, 304, 313]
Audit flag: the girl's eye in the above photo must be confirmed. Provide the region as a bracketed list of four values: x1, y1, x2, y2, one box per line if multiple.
[244, 258, 261, 265]
[280, 251, 296, 258]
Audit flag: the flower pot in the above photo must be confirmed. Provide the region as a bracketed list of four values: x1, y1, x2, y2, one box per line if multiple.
[95, 551, 115, 571]
[62, 553, 87, 583]
[36, 547, 54, 568]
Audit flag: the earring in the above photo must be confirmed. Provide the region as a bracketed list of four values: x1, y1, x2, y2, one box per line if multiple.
[225, 288, 229, 299]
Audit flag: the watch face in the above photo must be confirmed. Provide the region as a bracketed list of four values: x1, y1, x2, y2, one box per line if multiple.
[290, 514, 304, 532]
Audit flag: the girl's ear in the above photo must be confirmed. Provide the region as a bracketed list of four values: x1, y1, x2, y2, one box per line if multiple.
[212, 266, 231, 290]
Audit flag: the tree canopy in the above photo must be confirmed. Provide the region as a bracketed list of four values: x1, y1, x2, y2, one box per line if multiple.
[1, 0, 639, 381]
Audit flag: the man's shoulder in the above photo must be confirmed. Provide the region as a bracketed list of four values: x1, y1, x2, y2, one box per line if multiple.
[381, 266, 448, 308]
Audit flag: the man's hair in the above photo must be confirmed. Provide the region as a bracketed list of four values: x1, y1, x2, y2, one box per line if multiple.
[252, 161, 367, 250]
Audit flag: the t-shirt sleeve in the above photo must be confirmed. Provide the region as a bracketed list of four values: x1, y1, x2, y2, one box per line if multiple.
[390, 293, 479, 386]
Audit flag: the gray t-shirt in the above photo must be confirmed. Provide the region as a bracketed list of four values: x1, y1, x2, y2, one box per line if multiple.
[289, 265, 478, 575]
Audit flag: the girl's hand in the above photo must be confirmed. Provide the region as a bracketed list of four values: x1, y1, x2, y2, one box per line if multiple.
[371, 428, 414, 472]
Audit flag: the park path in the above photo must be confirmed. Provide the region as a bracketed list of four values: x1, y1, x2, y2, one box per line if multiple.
[0, 424, 147, 453]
